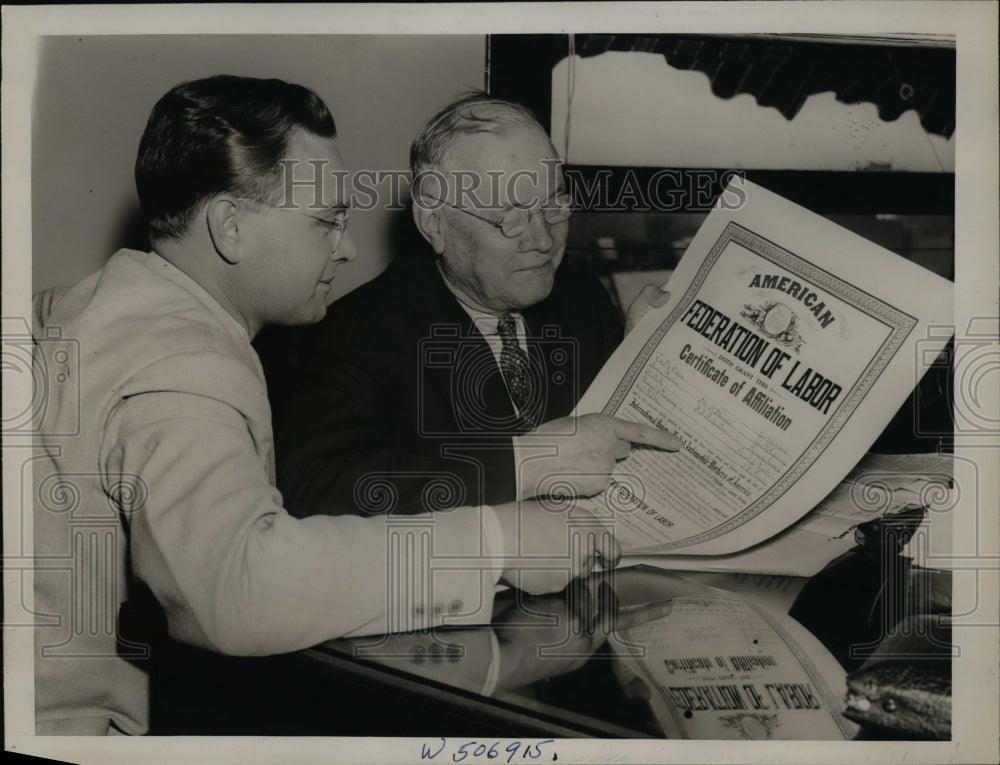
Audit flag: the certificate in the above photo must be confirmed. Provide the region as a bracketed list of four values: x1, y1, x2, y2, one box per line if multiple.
[610, 573, 859, 740]
[576, 179, 952, 556]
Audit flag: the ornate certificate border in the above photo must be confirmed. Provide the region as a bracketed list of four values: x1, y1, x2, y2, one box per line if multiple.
[602, 222, 918, 551]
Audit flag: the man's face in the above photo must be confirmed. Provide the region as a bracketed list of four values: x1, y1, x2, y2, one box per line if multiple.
[241, 129, 356, 328]
[434, 123, 568, 313]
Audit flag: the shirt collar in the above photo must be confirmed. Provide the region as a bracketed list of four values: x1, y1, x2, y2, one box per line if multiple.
[436, 261, 523, 332]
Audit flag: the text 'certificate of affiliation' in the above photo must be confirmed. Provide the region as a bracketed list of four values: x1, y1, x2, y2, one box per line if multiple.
[576, 180, 952, 556]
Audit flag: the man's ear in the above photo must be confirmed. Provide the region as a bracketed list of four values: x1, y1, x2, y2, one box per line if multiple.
[206, 196, 245, 264]
[411, 197, 446, 255]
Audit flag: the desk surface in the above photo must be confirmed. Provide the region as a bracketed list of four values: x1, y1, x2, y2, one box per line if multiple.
[307, 570, 674, 738]
[146, 554, 949, 738]
[300, 558, 951, 740]
[306, 567, 816, 738]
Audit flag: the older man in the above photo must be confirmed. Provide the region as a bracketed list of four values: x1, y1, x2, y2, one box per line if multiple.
[273, 93, 675, 517]
[32, 77, 622, 735]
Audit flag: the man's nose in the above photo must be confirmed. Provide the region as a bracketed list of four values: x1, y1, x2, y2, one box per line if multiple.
[334, 231, 358, 262]
[517, 209, 555, 253]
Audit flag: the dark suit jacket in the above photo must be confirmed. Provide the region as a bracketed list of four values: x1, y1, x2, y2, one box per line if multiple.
[269, 252, 623, 517]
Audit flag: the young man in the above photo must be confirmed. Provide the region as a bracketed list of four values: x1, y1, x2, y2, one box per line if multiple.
[31, 75, 620, 735]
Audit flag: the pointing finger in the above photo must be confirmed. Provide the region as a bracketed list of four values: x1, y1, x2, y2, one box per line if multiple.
[610, 418, 681, 451]
[615, 601, 673, 633]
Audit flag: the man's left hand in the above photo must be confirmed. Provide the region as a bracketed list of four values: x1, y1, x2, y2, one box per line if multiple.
[625, 284, 671, 335]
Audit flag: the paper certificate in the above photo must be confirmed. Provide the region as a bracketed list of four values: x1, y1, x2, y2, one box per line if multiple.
[611, 589, 858, 740]
[577, 180, 952, 555]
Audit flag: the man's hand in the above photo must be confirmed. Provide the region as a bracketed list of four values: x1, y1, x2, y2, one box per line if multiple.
[492, 571, 674, 690]
[491, 593, 600, 688]
[514, 413, 681, 500]
[625, 284, 671, 335]
[566, 572, 673, 637]
[491, 499, 621, 596]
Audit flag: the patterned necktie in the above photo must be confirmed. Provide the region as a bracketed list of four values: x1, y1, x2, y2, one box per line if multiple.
[497, 312, 538, 424]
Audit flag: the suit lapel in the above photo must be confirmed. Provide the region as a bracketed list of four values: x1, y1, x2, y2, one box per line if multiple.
[400, 256, 519, 433]
[523, 299, 577, 422]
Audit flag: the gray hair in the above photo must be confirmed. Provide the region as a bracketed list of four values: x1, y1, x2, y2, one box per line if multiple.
[409, 91, 542, 185]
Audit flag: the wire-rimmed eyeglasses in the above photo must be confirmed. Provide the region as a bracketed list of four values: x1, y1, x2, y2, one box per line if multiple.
[236, 197, 350, 246]
[428, 192, 574, 238]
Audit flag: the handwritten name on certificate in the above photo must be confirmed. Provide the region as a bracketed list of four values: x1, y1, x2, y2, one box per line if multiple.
[577, 180, 952, 556]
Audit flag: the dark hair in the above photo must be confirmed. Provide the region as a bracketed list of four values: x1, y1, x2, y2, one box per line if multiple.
[135, 75, 336, 241]
[409, 90, 540, 181]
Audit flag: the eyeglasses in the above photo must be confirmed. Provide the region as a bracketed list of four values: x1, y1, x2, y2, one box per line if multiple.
[237, 197, 350, 248]
[431, 192, 574, 238]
